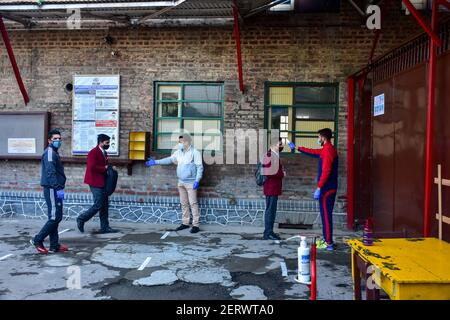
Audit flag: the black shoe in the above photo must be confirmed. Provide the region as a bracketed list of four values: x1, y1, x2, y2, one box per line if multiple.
[175, 224, 190, 231]
[263, 234, 281, 240]
[190, 226, 200, 234]
[100, 227, 119, 234]
[76, 218, 84, 233]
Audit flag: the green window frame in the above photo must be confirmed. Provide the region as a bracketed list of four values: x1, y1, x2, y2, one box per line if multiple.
[264, 82, 339, 153]
[154, 82, 224, 152]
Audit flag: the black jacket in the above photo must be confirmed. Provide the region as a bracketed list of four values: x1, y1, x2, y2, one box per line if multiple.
[40, 146, 66, 190]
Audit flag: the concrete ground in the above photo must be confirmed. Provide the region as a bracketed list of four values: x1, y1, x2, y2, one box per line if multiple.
[0, 218, 358, 300]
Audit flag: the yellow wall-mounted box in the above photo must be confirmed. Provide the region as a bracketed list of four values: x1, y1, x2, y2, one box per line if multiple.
[129, 132, 150, 160]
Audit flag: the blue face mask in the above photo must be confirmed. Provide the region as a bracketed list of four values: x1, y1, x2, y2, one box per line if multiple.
[178, 143, 184, 151]
[317, 138, 323, 146]
[52, 140, 62, 149]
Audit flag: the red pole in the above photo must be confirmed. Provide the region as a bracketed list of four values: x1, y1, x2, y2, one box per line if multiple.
[232, 2, 244, 93]
[0, 16, 30, 105]
[310, 238, 317, 300]
[401, 0, 441, 46]
[423, 0, 439, 237]
[347, 77, 355, 230]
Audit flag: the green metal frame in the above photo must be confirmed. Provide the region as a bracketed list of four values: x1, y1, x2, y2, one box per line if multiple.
[154, 81, 225, 153]
[264, 81, 340, 155]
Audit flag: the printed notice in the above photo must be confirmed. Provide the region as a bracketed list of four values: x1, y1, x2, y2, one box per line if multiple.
[8, 138, 36, 154]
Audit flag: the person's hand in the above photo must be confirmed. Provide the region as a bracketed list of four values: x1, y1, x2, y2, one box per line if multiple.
[283, 170, 287, 177]
[288, 142, 296, 151]
[145, 158, 156, 167]
[56, 189, 65, 200]
[313, 188, 321, 200]
[193, 181, 200, 190]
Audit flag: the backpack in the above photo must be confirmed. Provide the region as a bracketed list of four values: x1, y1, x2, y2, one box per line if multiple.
[255, 161, 267, 186]
[105, 165, 118, 196]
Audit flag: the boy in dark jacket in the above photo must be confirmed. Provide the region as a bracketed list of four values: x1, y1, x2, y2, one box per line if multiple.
[262, 137, 285, 240]
[30, 129, 68, 254]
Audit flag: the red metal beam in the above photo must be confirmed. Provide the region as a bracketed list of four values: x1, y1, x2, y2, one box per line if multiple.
[0, 16, 29, 105]
[347, 77, 355, 230]
[401, 0, 442, 46]
[232, 1, 244, 93]
[423, 0, 440, 237]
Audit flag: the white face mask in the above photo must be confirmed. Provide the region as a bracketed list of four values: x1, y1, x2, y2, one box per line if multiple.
[178, 143, 184, 151]
[317, 138, 323, 146]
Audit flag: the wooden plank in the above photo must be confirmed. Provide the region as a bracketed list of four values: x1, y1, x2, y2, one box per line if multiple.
[438, 164, 442, 240]
[436, 214, 450, 225]
[434, 177, 450, 186]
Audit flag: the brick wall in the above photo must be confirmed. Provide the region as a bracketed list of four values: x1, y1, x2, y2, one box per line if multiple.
[0, 1, 422, 206]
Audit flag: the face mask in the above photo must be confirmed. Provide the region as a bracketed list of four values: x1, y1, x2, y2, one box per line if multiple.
[178, 143, 184, 151]
[52, 140, 61, 149]
[103, 144, 110, 150]
[317, 138, 323, 146]
[279, 146, 284, 152]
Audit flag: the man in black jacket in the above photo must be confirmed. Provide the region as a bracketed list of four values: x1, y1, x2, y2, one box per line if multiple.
[30, 129, 68, 254]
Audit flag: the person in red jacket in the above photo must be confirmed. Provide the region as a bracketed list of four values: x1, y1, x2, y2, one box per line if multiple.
[262, 137, 285, 240]
[288, 128, 338, 250]
[77, 134, 119, 234]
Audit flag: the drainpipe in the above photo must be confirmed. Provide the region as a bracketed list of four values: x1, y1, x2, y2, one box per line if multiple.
[347, 77, 355, 230]
[232, 0, 244, 93]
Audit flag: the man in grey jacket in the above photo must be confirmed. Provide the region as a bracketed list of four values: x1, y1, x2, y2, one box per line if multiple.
[30, 129, 68, 254]
[146, 133, 203, 233]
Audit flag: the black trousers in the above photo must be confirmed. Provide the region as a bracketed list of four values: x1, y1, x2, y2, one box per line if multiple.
[78, 186, 110, 230]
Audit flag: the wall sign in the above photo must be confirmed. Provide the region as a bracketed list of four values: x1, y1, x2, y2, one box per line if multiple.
[374, 93, 385, 117]
[72, 75, 120, 155]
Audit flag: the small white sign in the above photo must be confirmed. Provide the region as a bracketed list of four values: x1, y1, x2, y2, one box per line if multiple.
[374, 93, 385, 117]
[8, 138, 36, 154]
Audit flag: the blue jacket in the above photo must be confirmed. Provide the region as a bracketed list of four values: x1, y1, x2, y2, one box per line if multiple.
[40, 146, 66, 190]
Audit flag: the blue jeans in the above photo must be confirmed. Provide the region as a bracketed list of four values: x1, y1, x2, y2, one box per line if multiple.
[263, 196, 278, 238]
[78, 186, 109, 230]
[34, 188, 63, 249]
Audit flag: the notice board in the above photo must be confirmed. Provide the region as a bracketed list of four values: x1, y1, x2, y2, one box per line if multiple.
[72, 75, 120, 156]
[0, 112, 49, 159]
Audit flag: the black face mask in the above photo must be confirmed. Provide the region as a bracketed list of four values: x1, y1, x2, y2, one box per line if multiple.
[103, 144, 110, 150]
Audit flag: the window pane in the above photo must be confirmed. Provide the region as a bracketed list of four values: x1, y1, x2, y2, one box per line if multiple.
[184, 85, 221, 101]
[183, 102, 221, 117]
[295, 107, 334, 120]
[158, 119, 180, 133]
[294, 86, 336, 104]
[159, 102, 180, 117]
[159, 85, 181, 101]
[295, 120, 335, 132]
[270, 108, 288, 130]
[269, 87, 293, 105]
[157, 134, 179, 149]
[184, 120, 221, 134]
[193, 135, 221, 151]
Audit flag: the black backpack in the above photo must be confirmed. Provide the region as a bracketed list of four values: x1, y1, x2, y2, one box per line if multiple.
[255, 161, 267, 186]
[105, 165, 118, 196]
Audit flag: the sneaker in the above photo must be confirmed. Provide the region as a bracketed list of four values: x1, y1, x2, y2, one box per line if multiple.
[175, 224, 190, 231]
[49, 244, 69, 253]
[263, 234, 281, 240]
[315, 239, 328, 249]
[30, 239, 48, 254]
[326, 243, 336, 251]
[76, 218, 84, 233]
[190, 226, 200, 234]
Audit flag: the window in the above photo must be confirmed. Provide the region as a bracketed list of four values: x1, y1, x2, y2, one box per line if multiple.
[154, 82, 224, 152]
[265, 82, 338, 152]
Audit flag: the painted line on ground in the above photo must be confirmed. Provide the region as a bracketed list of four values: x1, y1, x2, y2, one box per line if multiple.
[138, 257, 152, 271]
[0, 254, 13, 261]
[161, 231, 170, 240]
[58, 228, 71, 235]
[280, 261, 288, 277]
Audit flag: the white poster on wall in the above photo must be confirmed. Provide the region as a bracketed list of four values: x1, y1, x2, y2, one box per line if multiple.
[374, 93, 385, 117]
[7, 138, 36, 154]
[72, 75, 120, 155]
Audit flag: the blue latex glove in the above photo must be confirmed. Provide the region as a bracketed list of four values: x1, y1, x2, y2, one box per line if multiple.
[56, 189, 65, 200]
[193, 181, 200, 190]
[145, 158, 156, 167]
[313, 188, 321, 200]
[288, 142, 296, 150]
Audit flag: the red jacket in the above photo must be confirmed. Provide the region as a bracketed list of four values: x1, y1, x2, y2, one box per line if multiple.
[84, 146, 108, 188]
[262, 150, 284, 196]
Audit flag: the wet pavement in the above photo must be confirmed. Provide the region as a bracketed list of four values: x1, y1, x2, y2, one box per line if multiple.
[0, 218, 357, 300]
